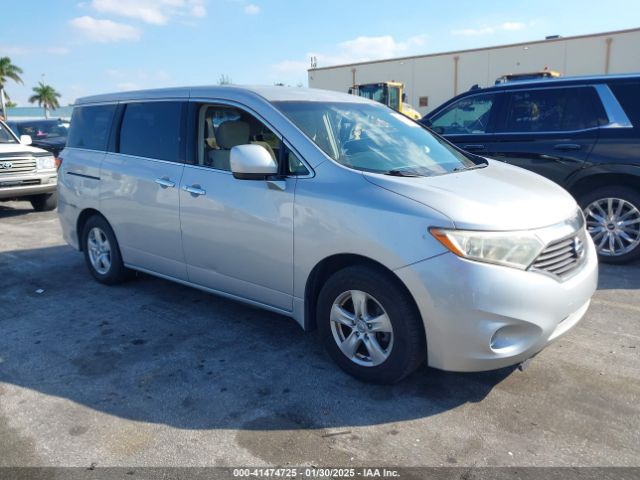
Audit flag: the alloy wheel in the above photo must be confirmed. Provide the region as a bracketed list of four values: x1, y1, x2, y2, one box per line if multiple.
[87, 227, 112, 274]
[330, 290, 394, 367]
[584, 197, 640, 257]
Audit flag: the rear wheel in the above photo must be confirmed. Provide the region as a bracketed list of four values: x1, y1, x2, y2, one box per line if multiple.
[579, 186, 640, 264]
[30, 192, 57, 211]
[81, 215, 131, 284]
[317, 266, 426, 384]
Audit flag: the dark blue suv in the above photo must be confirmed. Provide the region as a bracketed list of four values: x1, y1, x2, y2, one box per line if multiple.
[421, 73, 640, 264]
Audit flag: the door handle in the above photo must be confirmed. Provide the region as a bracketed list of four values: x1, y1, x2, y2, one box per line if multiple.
[154, 177, 176, 188]
[183, 184, 206, 196]
[463, 144, 486, 152]
[553, 143, 581, 151]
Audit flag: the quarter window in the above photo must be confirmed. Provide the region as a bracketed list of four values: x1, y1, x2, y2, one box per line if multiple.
[610, 82, 640, 127]
[119, 102, 183, 161]
[430, 94, 495, 135]
[498, 87, 602, 133]
[67, 104, 117, 151]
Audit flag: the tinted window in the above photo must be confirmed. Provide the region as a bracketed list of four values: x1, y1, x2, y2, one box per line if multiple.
[11, 120, 68, 139]
[498, 87, 601, 133]
[0, 122, 18, 143]
[610, 82, 640, 127]
[119, 102, 182, 161]
[67, 104, 117, 151]
[430, 94, 495, 135]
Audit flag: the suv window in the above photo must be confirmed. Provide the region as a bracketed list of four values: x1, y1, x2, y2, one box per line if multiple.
[430, 93, 495, 135]
[119, 102, 183, 161]
[610, 82, 640, 128]
[498, 87, 602, 133]
[67, 104, 117, 151]
[0, 122, 18, 143]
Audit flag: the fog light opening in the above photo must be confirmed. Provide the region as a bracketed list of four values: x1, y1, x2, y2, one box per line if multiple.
[489, 324, 537, 354]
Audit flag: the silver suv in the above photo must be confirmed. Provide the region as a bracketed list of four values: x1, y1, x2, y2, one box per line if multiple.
[58, 86, 598, 383]
[0, 120, 58, 211]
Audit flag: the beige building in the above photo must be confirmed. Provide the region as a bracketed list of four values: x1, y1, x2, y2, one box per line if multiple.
[308, 27, 640, 115]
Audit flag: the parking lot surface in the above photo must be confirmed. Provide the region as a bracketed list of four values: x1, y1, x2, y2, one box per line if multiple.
[0, 201, 639, 467]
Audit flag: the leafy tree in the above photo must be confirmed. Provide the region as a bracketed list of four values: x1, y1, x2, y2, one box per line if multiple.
[29, 82, 61, 119]
[0, 57, 23, 118]
[218, 74, 233, 85]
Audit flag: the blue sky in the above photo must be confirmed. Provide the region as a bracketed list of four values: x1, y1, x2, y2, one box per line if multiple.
[2, 0, 640, 106]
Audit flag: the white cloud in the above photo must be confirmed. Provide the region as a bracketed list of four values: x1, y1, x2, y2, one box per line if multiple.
[270, 33, 428, 84]
[0, 45, 70, 55]
[89, 0, 207, 25]
[338, 34, 427, 60]
[451, 21, 528, 36]
[451, 26, 495, 36]
[116, 82, 139, 91]
[107, 68, 171, 90]
[502, 21, 526, 31]
[69, 16, 141, 42]
[244, 3, 260, 14]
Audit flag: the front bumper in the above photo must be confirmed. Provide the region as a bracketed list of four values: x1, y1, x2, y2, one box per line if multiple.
[0, 173, 57, 200]
[395, 235, 598, 372]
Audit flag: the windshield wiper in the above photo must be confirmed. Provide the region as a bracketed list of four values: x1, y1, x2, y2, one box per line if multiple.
[452, 162, 488, 172]
[386, 169, 422, 177]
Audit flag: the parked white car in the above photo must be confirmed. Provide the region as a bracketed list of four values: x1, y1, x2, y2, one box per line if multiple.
[0, 120, 58, 211]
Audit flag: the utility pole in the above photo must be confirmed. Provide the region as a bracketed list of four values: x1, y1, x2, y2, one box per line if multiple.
[0, 88, 6, 121]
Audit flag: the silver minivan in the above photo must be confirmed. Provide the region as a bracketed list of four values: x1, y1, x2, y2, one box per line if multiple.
[58, 86, 598, 383]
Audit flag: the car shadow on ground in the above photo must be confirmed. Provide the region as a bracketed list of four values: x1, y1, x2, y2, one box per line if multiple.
[0, 203, 37, 218]
[597, 262, 640, 290]
[0, 244, 524, 431]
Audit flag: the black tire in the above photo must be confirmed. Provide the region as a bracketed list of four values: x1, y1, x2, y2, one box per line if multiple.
[30, 192, 57, 211]
[316, 265, 426, 384]
[81, 215, 131, 284]
[578, 186, 640, 265]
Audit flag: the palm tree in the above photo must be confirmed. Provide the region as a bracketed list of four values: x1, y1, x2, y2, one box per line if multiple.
[0, 57, 23, 119]
[29, 82, 61, 119]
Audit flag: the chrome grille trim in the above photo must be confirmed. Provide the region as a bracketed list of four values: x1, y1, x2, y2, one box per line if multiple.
[530, 229, 587, 280]
[0, 157, 37, 175]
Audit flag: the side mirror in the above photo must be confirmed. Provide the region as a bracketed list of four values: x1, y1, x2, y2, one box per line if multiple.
[230, 144, 278, 180]
[20, 134, 32, 145]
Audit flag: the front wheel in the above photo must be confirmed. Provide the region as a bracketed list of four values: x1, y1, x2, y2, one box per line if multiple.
[579, 186, 640, 264]
[30, 192, 57, 211]
[316, 266, 426, 384]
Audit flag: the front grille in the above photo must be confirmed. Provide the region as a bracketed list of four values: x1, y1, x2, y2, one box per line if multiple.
[531, 231, 586, 278]
[0, 157, 37, 175]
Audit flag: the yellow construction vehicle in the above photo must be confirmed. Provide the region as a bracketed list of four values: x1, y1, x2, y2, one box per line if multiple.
[348, 81, 421, 120]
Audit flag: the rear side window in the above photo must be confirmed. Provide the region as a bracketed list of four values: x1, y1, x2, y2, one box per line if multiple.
[498, 87, 601, 133]
[119, 102, 182, 161]
[610, 82, 640, 128]
[67, 104, 117, 151]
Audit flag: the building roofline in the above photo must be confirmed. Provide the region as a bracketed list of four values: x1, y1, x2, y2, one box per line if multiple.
[307, 27, 640, 72]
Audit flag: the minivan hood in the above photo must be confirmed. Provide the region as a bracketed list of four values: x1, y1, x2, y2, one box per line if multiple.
[362, 160, 578, 231]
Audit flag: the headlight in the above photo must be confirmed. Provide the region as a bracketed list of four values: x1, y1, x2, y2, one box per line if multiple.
[430, 227, 545, 270]
[36, 155, 56, 170]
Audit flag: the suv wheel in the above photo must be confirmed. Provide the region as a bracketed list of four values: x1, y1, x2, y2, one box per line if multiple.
[81, 215, 131, 284]
[579, 186, 640, 264]
[30, 192, 57, 211]
[316, 266, 426, 384]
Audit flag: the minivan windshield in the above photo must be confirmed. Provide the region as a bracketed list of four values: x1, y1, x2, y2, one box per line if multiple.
[275, 101, 480, 176]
